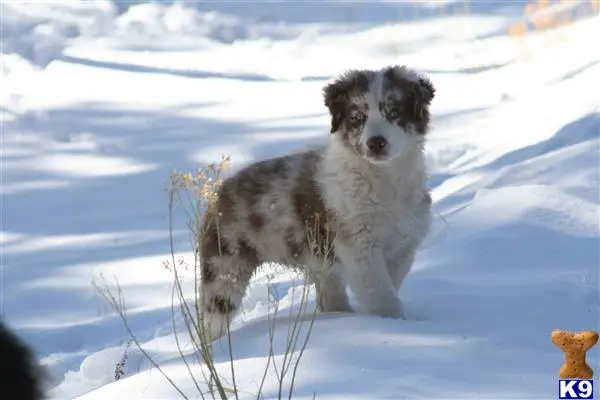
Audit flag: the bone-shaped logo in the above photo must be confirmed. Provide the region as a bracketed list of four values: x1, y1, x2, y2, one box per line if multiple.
[551, 329, 598, 379]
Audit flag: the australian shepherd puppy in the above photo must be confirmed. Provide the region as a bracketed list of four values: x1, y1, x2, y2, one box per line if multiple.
[199, 65, 435, 340]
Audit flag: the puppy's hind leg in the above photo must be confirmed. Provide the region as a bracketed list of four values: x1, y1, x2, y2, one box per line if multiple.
[199, 237, 258, 341]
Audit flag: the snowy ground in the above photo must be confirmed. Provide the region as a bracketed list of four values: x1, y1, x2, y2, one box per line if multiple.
[2, 1, 599, 399]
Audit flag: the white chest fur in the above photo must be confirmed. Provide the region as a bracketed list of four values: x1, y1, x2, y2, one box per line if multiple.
[319, 143, 431, 254]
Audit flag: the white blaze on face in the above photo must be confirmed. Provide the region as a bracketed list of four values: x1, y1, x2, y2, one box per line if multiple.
[357, 71, 416, 162]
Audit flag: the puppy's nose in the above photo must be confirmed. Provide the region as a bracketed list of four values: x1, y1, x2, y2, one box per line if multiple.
[366, 136, 388, 155]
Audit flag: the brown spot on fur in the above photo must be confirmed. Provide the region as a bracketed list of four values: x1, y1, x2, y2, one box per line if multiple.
[215, 187, 236, 223]
[424, 191, 432, 205]
[206, 295, 236, 314]
[284, 226, 304, 261]
[323, 70, 375, 133]
[248, 212, 264, 231]
[238, 237, 260, 266]
[345, 103, 369, 131]
[201, 217, 231, 258]
[201, 259, 216, 283]
[382, 66, 435, 135]
[292, 152, 336, 259]
[200, 217, 235, 285]
[200, 188, 238, 281]
[229, 157, 289, 213]
[333, 102, 370, 154]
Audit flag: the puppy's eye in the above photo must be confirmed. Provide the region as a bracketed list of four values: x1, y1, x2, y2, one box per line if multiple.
[387, 109, 400, 120]
[349, 113, 366, 127]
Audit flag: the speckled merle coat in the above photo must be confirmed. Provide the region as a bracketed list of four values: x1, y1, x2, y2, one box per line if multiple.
[200, 65, 435, 340]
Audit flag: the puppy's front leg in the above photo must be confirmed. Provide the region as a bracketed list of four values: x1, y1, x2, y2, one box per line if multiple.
[335, 243, 405, 319]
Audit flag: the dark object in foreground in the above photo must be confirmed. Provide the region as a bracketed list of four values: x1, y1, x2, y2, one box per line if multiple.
[0, 320, 45, 400]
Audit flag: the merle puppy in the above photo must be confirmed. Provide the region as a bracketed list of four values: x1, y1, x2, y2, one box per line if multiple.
[200, 65, 435, 340]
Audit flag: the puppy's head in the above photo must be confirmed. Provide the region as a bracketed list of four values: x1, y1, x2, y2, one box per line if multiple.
[323, 65, 435, 163]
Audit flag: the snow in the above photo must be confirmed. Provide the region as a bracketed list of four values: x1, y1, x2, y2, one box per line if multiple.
[2, 1, 599, 399]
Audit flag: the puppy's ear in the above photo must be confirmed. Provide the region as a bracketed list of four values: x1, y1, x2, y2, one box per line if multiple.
[411, 75, 435, 121]
[322, 81, 346, 134]
[384, 65, 435, 118]
[323, 70, 372, 133]
[416, 75, 435, 105]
